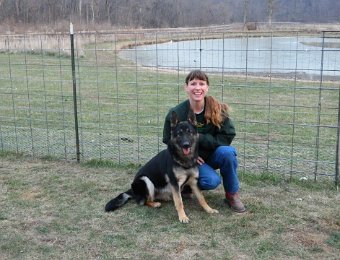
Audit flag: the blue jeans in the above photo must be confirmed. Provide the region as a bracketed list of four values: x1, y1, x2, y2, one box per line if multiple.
[198, 146, 239, 194]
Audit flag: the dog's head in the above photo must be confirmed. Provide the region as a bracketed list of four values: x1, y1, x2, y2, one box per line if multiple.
[170, 110, 198, 157]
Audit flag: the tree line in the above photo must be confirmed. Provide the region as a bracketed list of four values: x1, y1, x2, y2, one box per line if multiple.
[0, 0, 339, 29]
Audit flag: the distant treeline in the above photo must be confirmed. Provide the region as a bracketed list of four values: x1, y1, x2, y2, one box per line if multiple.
[1, 0, 339, 28]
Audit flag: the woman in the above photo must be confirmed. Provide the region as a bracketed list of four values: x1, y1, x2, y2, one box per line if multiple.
[162, 70, 246, 213]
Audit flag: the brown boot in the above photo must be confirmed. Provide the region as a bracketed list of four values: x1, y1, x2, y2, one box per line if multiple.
[225, 192, 246, 213]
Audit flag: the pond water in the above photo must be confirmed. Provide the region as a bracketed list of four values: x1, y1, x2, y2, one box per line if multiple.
[119, 36, 340, 78]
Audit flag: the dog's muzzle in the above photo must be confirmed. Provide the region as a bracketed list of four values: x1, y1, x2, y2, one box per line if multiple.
[182, 142, 191, 155]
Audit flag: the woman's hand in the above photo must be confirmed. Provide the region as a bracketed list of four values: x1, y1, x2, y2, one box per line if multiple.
[197, 156, 205, 165]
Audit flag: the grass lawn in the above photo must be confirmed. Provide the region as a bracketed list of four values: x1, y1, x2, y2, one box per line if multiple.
[0, 153, 339, 259]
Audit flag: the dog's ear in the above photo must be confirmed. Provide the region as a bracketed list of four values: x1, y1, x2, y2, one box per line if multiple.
[171, 111, 179, 128]
[187, 109, 197, 126]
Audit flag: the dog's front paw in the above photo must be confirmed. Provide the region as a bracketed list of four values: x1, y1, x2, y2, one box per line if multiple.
[206, 208, 219, 214]
[146, 201, 162, 208]
[179, 215, 190, 223]
[152, 202, 162, 208]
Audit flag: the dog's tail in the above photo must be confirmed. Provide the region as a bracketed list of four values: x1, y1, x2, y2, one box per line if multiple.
[105, 189, 133, 212]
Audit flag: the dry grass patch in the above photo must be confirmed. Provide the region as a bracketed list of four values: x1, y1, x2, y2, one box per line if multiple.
[0, 154, 339, 259]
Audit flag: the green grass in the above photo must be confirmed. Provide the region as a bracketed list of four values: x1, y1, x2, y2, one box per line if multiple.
[0, 154, 339, 259]
[327, 232, 340, 249]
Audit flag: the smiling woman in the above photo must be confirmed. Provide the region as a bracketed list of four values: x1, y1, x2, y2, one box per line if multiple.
[184, 70, 209, 113]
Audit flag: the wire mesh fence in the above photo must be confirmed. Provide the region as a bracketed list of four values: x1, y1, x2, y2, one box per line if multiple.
[0, 29, 339, 184]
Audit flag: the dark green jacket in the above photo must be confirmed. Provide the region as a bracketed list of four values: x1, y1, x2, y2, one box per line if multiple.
[162, 99, 236, 161]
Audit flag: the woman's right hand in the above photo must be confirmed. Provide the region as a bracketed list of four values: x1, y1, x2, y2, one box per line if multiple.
[197, 156, 205, 165]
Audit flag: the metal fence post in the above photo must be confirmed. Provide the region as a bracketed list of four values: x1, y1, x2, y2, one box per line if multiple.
[336, 77, 340, 190]
[70, 23, 80, 162]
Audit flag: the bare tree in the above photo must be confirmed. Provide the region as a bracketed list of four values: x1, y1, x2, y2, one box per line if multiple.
[0, 0, 340, 30]
[79, 0, 82, 18]
[243, 0, 248, 30]
[268, 0, 273, 28]
[105, 0, 111, 24]
[14, 0, 21, 20]
[90, 0, 99, 24]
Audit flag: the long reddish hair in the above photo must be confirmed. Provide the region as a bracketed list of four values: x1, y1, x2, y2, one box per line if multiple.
[204, 96, 230, 129]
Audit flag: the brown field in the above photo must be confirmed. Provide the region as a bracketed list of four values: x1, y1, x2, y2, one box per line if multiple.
[1, 154, 339, 259]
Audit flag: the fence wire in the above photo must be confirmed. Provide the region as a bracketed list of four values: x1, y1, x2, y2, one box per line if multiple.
[0, 29, 339, 184]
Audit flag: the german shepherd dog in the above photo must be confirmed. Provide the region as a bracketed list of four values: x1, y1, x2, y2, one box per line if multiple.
[105, 110, 218, 223]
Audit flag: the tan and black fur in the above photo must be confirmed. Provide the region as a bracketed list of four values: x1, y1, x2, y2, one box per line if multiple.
[105, 110, 218, 223]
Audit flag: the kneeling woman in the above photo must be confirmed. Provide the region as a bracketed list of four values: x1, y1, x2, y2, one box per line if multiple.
[162, 70, 246, 213]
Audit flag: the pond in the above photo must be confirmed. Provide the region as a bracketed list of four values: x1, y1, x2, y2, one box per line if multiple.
[119, 36, 340, 78]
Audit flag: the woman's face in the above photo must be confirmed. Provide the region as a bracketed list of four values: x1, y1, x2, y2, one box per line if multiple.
[185, 78, 209, 103]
